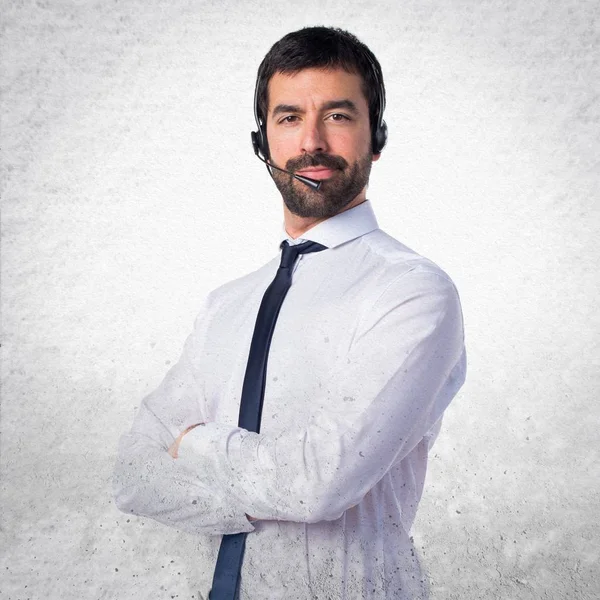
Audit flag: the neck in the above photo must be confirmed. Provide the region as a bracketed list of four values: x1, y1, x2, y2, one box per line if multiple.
[283, 193, 367, 240]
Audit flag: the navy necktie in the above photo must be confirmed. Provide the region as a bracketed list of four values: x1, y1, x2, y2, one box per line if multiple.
[209, 239, 327, 600]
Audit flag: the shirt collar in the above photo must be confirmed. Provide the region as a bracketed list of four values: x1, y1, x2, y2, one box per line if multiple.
[279, 200, 379, 250]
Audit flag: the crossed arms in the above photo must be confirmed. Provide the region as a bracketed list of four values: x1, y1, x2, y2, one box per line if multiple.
[112, 268, 466, 536]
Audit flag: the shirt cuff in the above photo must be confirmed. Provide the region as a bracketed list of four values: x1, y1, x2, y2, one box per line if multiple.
[178, 422, 255, 534]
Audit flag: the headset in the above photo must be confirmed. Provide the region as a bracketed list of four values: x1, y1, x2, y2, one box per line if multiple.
[251, 51, 388, 163]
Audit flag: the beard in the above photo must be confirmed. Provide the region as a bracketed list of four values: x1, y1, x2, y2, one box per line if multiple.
[270, 151, 373, 219]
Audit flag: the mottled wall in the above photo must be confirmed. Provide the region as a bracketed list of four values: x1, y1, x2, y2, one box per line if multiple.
[1, 1, 598, 598]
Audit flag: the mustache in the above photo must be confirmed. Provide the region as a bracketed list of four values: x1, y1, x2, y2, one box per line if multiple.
[285, 153, 348, 172]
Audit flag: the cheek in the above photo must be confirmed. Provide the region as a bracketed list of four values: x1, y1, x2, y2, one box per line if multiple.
[333, 135, 370, 162]
[330, 123, 371, 153]
[266, 129, 293, 159]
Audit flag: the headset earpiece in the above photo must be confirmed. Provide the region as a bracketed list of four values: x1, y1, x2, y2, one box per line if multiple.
[251, 70, 271, 161]
[373, 119, 388, 155]
[251, 124, 270, 160]
[366, 52, 387, 156]
[258, 123, 270, 160]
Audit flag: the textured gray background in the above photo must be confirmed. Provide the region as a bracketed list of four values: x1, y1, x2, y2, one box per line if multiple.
[1, 1, 599, 598]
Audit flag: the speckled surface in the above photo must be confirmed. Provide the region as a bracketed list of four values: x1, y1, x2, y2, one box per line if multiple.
[1, 1, 599, 598]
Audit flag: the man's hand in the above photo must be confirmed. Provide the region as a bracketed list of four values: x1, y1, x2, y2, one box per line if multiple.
[168, 424, 203, 459]
[168, 425, 262, 524]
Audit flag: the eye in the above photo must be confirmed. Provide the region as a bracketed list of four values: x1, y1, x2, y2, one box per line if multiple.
[328, 113, 351, 122]
[278, 115, 299, 124]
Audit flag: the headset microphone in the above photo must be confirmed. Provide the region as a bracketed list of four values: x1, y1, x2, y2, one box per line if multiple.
[251, 132, 322, 191]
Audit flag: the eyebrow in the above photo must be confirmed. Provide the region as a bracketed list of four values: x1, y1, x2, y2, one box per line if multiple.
[271, 99, 360, 117]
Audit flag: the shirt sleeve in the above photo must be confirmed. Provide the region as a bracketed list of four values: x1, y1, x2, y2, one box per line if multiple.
[112, 298, 255, 536]
[178, 266, 467, 523]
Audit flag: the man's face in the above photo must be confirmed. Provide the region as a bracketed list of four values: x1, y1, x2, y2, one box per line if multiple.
[266, 67, 379, 219]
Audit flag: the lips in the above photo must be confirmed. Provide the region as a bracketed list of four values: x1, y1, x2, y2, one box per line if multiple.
[295, 167, 337, 180]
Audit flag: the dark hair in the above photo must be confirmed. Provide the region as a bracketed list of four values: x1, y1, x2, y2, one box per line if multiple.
[256, 26, 385, 130]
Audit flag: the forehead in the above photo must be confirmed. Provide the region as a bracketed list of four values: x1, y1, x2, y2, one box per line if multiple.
[266, 67, 368, 113]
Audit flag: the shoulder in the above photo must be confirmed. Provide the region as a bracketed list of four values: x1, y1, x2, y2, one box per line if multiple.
[200, 256, 279, 314]
[352, 233, 464, 347]
[355, 228, 459, 296]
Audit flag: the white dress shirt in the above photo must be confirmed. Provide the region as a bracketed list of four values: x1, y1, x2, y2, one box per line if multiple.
[113, 199, 466, 599]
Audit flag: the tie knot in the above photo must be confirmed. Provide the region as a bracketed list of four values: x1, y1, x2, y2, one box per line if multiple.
[279, 240, 327, 268]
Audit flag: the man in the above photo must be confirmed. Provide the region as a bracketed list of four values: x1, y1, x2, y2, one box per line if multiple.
[113, 26, 466, 600]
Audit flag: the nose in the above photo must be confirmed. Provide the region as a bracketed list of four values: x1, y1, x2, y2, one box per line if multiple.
[300, 117, 328, 154]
